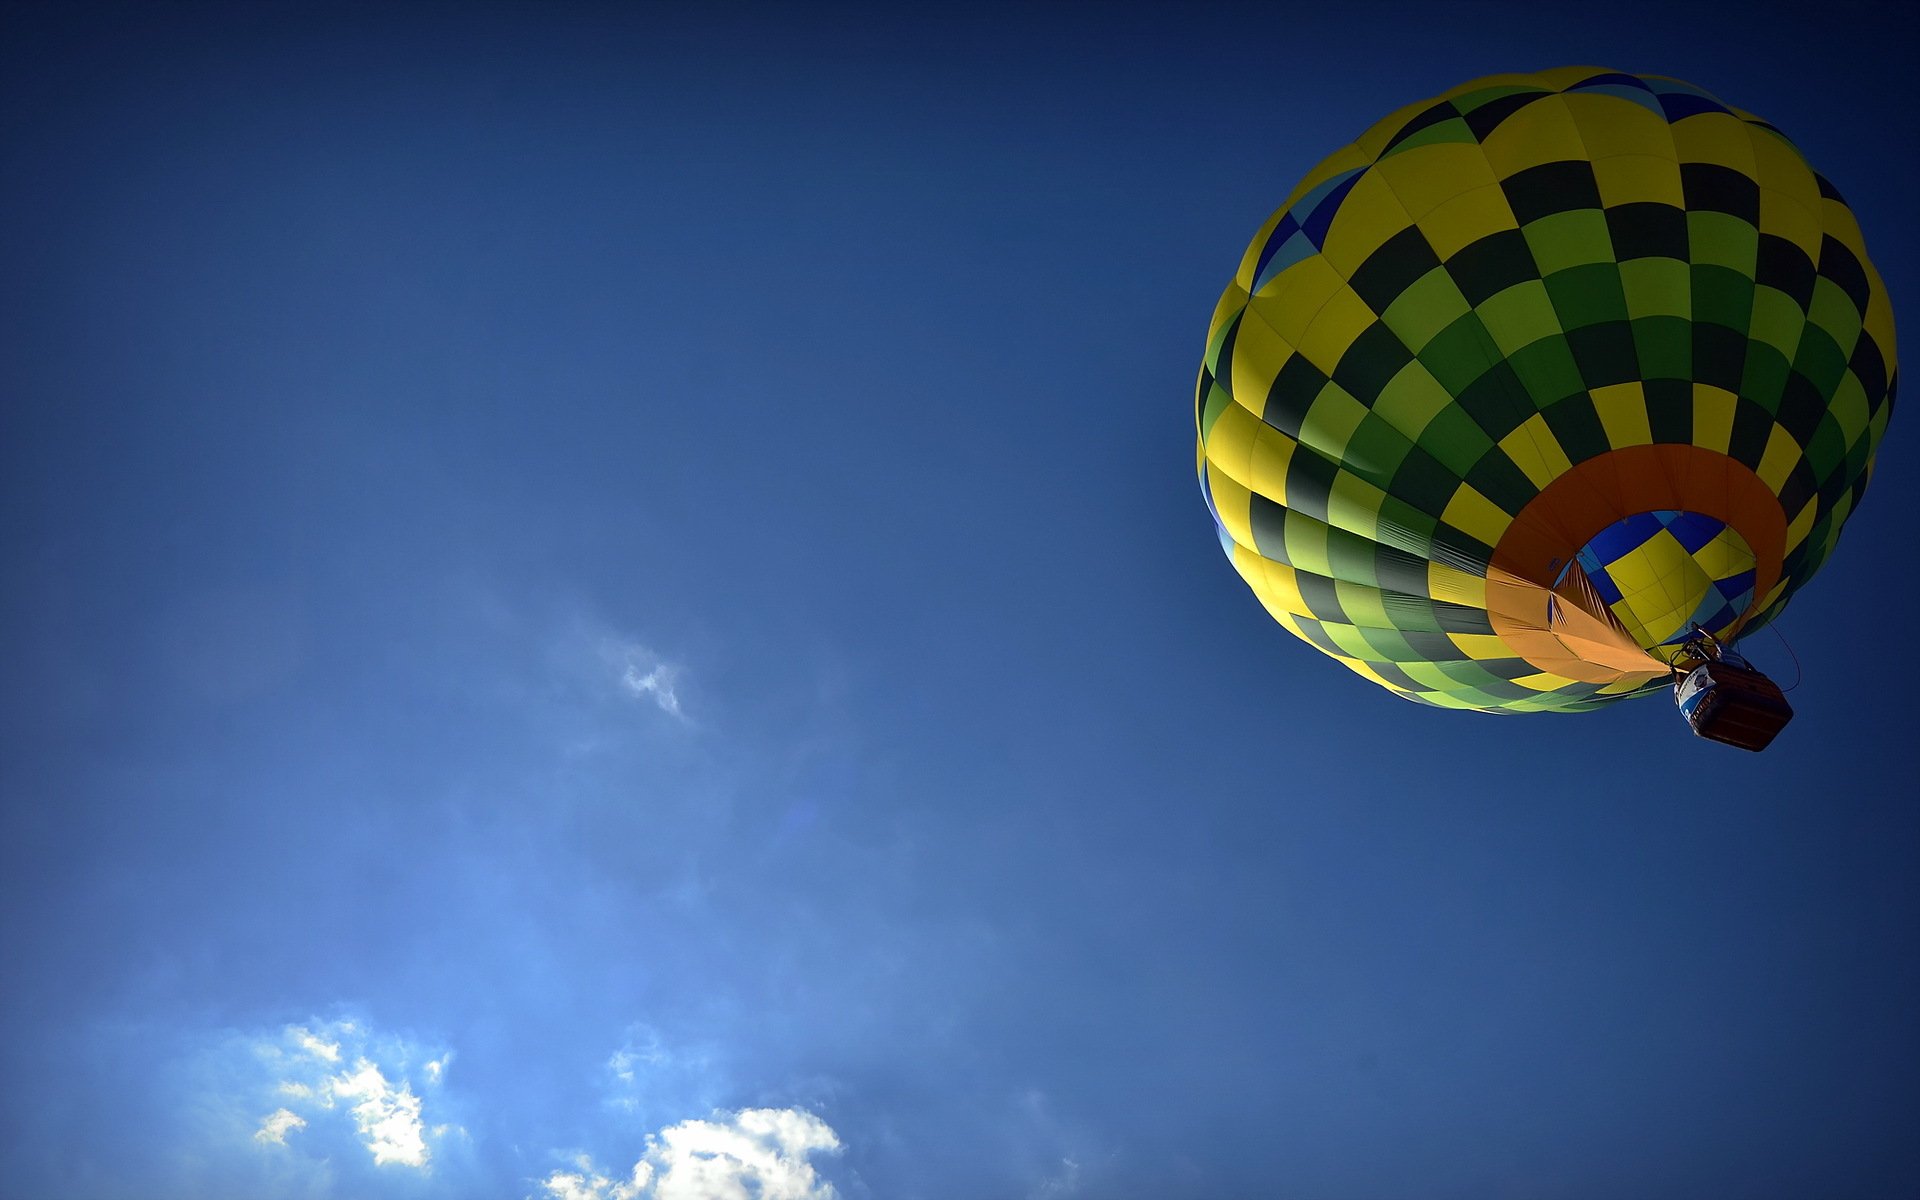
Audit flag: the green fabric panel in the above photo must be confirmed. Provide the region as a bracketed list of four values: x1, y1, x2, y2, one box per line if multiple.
[1618, 257, 1691, 320]
[1806, 276, 1865, 354]
[1476, 280, 1562, 354]
[1792, 326, 1849, 395]
[1630, 316, 1692, 380]
[1747, 285, 1806, 357]
[1415, 404, 1497, 476]
[1378, 266, 1473, 352]
[1281, 510, 1334, 578]
[1545, 264, 1632, 330]
[1382, 116, 1478, 157]
[1737, 343, 1791, 409]
[1687, 210, 1760, 273]
[1523, 209, 1615, 273]
[1507, 337, 1588, 406]
[1418, 313, 1502, 394]
[1343, 414, 1417, 483]
[1691, 265, 1755, 331]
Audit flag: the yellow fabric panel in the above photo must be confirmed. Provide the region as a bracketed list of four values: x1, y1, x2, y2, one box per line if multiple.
[1249, 558, 1310, 617]
[1691, 384, 1739, 454]
[1372, 143, 1497, 222]
[1603, 542, 1666, 595]
[1692, 526, 1755, 579]
[1592, 153, 1684, 208]
[1783, 495, 1818, 554]
[1246, 261, 1342, 345]
[1755, 423, 1803, 493]
[1479, 96, 1588, 178]
[1202, 398, 1261, 489]
[1225, 312, 1294, 420]
[1415, 184, 1520, 260]
[1758, 185, 1823, 259]
[1317, 171, 1415, 276]
[1447, 632, 1511, 661]
[1751, 137, 1820, 253]
[1591, 382, 1654, 447]
[1247, 420, 1297, 501]
[1499, 413, 1575, 489]
[1669, 111, 1756, 171]
[1818, 194, 1870, 258]
[1205, 461, 1256, 550]
[1509, 671, 1580, 692]
[1441, 484, 1511, 547]
[1747, 124, 1822, 210]
[1562, 92, 1673, 160]
[1294, 288, 1378, 374]
[1428, 561, 1486, 608]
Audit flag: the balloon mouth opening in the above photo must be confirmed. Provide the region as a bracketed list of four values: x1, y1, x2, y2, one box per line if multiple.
[1571, 510, 1757, 649]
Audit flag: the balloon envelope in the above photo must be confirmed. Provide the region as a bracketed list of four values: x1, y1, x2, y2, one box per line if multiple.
[1196, 67, 1897, 712]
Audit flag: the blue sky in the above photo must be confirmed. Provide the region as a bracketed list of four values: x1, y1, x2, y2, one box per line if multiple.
[2, 3, 1915, 1197]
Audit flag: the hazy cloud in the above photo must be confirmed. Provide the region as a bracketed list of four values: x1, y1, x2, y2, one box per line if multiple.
[1029, 1157, 1082, 1198]
[541, 1107, 842, 1200]
[601, 1023, 725, 1120]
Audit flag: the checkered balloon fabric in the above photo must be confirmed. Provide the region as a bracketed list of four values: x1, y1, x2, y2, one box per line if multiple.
[1196, 67, 1896, 713]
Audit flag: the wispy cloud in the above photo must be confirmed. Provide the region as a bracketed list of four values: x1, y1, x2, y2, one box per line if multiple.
[601, 638, 687, 721]
[541, 1107, 842, 1200]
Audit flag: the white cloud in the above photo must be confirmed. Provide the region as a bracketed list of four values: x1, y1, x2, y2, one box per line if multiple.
[540, 1154, 653, 1200]
[331, 1060, 430, 1168]
[253, 1107, 306, 1145]
[541, 1107, 841, 1200]
[243, 1019, 454, 1172]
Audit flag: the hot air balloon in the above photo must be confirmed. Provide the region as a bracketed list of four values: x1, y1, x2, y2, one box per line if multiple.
[1195, 67, 1896, 748]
